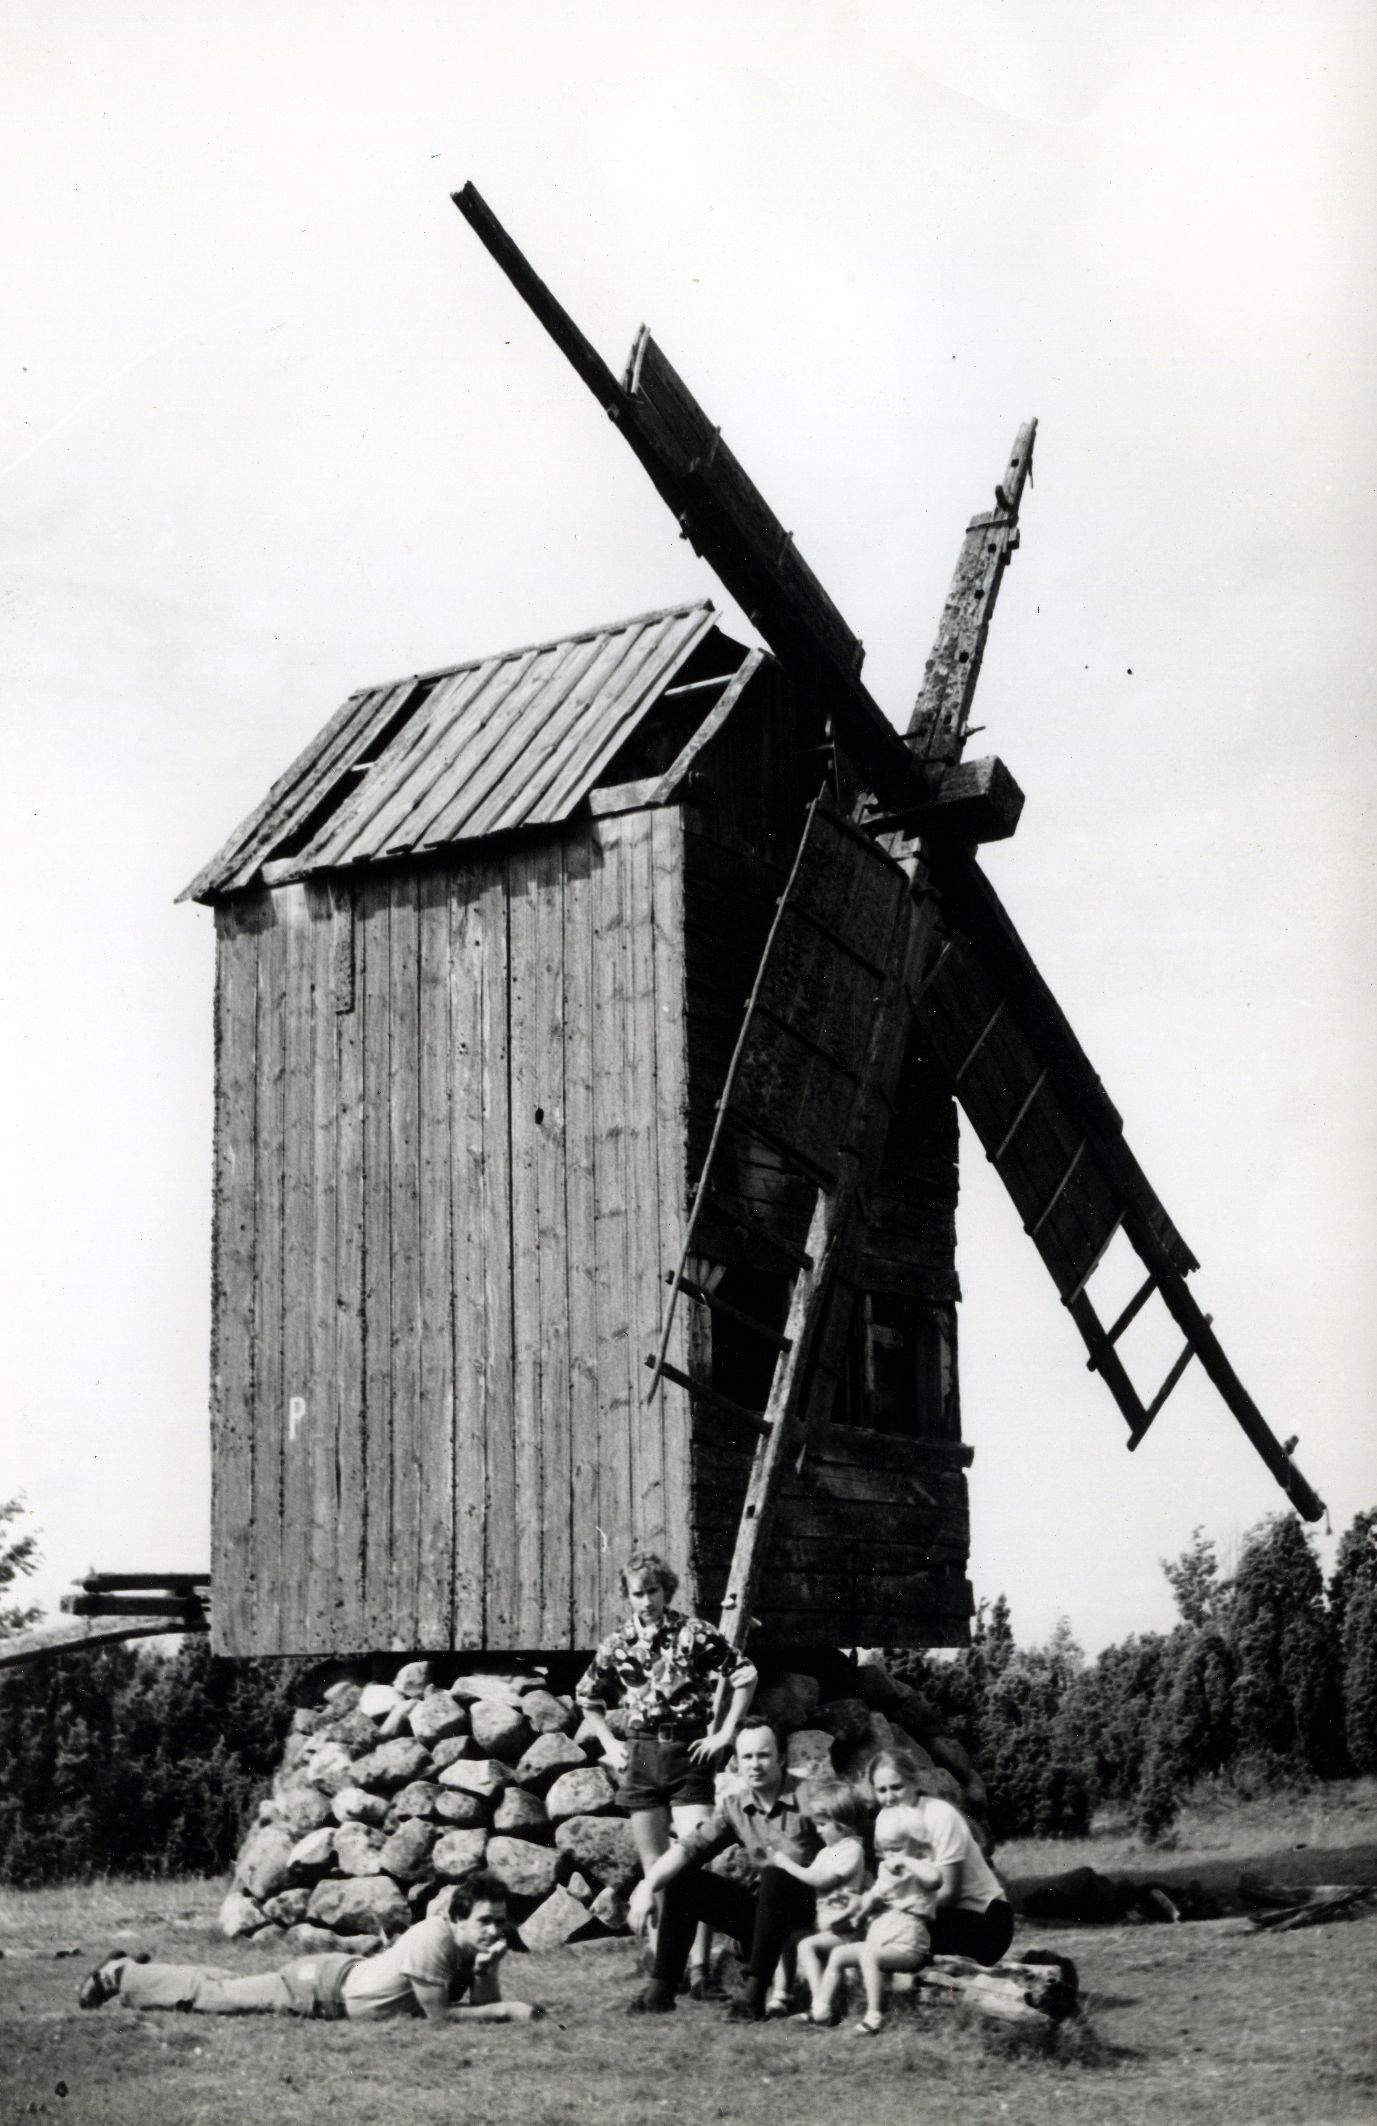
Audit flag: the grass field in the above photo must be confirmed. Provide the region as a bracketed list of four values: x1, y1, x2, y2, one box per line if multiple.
[2, 1785, 1374, 2126]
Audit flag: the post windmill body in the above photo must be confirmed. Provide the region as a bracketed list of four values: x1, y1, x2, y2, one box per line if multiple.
[157, 189, 1323, 1666]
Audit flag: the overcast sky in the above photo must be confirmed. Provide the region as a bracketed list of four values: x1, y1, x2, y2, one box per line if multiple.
[3, 0, 1374, 1653]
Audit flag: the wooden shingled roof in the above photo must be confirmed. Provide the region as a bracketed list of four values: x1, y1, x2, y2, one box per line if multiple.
[179, 600, 719, 903]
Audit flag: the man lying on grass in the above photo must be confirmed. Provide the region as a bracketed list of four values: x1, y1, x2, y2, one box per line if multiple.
[78, 1872, 543, 2025]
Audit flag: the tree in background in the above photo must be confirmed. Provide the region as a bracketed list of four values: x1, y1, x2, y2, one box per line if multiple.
[1228, 1514, 1346, 1778]
[0, 1495, 42, 1641]
[1331, 1509, 1377, 1775]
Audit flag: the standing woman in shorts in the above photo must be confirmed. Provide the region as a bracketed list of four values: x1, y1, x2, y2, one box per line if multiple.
[575, 1549, 757, 1995]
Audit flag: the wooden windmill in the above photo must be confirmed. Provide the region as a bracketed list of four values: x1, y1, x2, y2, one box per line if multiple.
[448, 186, 1325, 1663]
[99, 184, 1324, 1671]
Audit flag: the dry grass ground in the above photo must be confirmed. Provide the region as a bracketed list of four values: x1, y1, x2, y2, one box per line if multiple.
[2, 1786, 1374, 2126]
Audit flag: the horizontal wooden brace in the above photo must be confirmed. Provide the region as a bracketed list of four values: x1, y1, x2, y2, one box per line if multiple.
[1099, 1273, 1157, 1356]
[77, 1571, 211, 1592]
[646, 1355, 772, 1436]
[700, 1191, 815, 1271]
[61, 1593, 209, 1619]
[863, 755, 1025, 846]
[670, 1271, 793, 1352]
[1128, 1315, 1212, 1450]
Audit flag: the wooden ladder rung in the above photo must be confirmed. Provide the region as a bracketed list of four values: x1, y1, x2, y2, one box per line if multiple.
[1027, 1138, 1086, 1238]
[1101, 1273, 1157, 1354]
[700, 1192, 815, 1272]
[1128, 1317, 1211, 1450]
[645, 1355, 773, 1436]
[668, 1272, 793, 1352]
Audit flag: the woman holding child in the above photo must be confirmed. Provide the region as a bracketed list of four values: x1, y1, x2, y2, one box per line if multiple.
[766, 1747, 1013, 2035]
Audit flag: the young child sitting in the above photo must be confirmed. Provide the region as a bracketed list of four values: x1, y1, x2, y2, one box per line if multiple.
[757, 1777, 869, 2016]
[802, 1804, 942, 2035]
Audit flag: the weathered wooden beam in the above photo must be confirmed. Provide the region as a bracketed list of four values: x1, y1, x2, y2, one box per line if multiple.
[77, 1571, 210, 1593]
[908, 420, 1037, 766]
[646, 1355, 772, 1437]
[61, 1592, 209, 1619]
[452, 185, 930, 816]
[864, 756, 1025, 845]
[0, 1612, 206, 1671]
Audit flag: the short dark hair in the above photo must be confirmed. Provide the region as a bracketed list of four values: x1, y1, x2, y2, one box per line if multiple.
[734, 1717, 782, 1757]
[619, 1548, 679, 1601]
[449, 1870, 507, 1918]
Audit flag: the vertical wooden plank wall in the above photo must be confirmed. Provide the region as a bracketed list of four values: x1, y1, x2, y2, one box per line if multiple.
[210, 814, 690, 1655]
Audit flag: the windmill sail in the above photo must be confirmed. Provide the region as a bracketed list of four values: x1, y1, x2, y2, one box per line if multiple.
[453, 182, 1325, 1526]
[920, 847, 1324, 1520]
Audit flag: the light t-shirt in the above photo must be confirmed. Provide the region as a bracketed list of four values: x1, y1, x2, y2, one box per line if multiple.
[342, 1916, 474, 2021]
[873, 1844, 940, 1919]
[886, 1798, 1005, 1914]
[811, 1834, 869, 1928]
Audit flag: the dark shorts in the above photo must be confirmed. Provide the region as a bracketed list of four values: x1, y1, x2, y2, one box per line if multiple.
[617, 1735, 715, 1811]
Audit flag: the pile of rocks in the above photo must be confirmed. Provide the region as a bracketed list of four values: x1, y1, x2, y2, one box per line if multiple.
[220, 1653, 989, 1957]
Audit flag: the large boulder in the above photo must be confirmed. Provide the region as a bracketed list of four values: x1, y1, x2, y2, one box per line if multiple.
[492, 1786, 551, 1841]
[335, 1823, 387, 1877]
[389, 1781, 444, 1822]
[514, 1732, 586, 1791]
[287, 1826, 337, 1878]
[784, 1728, 835, 1781]
[432, 1828, 489, 1881]
[315, 1709, 380, 1756]
[752, 1671, 820, 1732]
[274, 1780, 336, 1838]
[350, 1738, 432, 1793]
[430, 1734, 474, 1772]
[483, 1837, 559, 1904]
[235, 1825, 296, 1904]
[814, 1697, 871, 1747]
[435, 1788, 488, 1827]
[392, 1660, 432, 1698]
[886, 1682, 939, 1740]
[409, 1692, 470, 1748]
[590, 1885, 630, 1933]
[358, 1682, 405, 1722]
[853, 1658, 900, 1708]
[436, 1756, 508, 1802]
[307, 1876, 410, 1937]
[469, 1698, 532, 1765]
[284, 1924, 381, 1954]
[545, 1766, 616, 1823]
[451, 1670, 542, 1705]
[520, 1688, 576, 1736]
[322, 1679, 363, 1713]
[219, 1888, 271, 1939]
[518, 1883, 590, 1952]
[332, 1786, 389, 1827]
[303, 1741, 358, 1797]
[553, 1815, 640, 1894]
[380, 1820, 438, 1884]
[263, 1887, 314, 1928]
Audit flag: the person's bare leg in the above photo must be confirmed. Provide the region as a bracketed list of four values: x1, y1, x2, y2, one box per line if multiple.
[795, 1930, 840, 2010]
[672, 1801, 716, 1989]
[813, 1941, 862, 2024]
[630, 1805, 672, 1960]
[855, 1947, 924, 2033]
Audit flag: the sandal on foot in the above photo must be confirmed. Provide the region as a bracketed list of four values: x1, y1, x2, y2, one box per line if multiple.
[852, 2013, 884, 2037]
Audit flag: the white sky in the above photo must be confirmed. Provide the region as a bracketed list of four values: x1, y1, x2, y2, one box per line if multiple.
[2, 0, 1374, 1653]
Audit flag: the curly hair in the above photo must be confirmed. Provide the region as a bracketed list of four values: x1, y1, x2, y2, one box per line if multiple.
[619, 1548, 679, 1600]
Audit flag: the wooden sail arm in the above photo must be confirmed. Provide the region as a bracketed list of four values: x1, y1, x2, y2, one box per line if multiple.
[451, 183, 930, 816]
[908, 421, 1037, 767]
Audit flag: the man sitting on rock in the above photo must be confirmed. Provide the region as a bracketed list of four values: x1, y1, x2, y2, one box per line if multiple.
[78, 1872, 542, 2025]
[626, 1720, 818, 2020]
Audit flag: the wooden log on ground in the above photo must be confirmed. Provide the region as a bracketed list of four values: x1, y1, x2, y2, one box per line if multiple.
[911, 1952, 1079, 2025]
